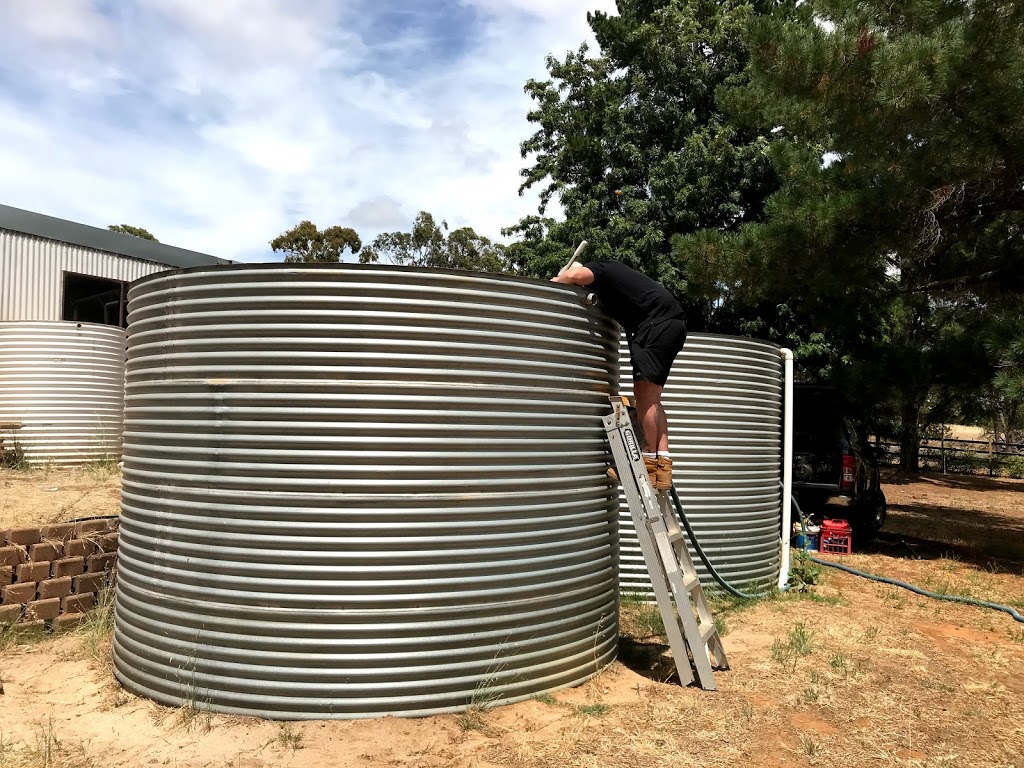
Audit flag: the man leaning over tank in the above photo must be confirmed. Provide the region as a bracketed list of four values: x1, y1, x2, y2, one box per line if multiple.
[551, 258, 687, 490]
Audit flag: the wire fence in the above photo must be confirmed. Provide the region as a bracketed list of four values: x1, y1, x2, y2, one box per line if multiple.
[873, 436, 1024, 478]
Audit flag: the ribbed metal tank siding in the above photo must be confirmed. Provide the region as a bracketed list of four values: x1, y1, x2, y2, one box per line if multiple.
[113, 264, 621, 720]
[0, 228, 164, 321]
[617, 334, 783, 592]
[0, 321, 126, 464]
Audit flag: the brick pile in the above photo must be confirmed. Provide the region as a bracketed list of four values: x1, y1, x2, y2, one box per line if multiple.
[0, 517, 119, 634]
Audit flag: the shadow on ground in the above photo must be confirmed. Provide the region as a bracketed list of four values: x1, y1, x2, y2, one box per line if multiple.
[616, 637, 681, 684]
[881, 468, 1024, 493]
[818, 493, 1024, 570]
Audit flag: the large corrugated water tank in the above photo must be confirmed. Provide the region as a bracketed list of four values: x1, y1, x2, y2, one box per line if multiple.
[113, 264, 620, 720]
[618, 334, 783, 592]
[0, 321, 126, 465]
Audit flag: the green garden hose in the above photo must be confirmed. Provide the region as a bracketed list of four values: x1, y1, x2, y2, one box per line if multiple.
[666, 485, 1024, 623]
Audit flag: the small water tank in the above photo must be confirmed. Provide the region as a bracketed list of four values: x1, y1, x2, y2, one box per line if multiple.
[112, 264, 620, 720]
[617, 334, 784, 592]
[0, 321, 125, 465]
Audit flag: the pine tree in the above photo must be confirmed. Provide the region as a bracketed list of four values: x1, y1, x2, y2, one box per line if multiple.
[672, 0, 1024, 467]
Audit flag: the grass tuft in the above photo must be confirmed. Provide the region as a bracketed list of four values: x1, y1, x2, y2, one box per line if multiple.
[276, 723, 302, 750]
[78, 588, 115, 670]
[828, 652, 851, 678]
[633, 604, 666, 639]
[771, 622, 815, 672]
[457, 704, 494, 735]
[801, 735, 819, 756]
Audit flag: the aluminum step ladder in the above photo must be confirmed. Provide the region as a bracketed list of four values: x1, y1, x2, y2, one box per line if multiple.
[603, 396, 729, 689]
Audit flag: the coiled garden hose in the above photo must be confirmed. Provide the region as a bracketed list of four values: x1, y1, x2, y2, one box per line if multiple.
[787, 493, 1024, 623]
[667, 485, 1024, 623]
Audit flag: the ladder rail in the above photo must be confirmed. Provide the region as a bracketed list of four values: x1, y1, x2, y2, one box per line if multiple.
[603, 398, 728, 690]
[604, 413, 696, 687]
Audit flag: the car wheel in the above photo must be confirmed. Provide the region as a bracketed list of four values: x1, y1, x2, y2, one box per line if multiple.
[852, 490, 886, 539]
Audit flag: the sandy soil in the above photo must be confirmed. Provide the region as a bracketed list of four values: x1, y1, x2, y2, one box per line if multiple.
[0, 468, 1021, 768]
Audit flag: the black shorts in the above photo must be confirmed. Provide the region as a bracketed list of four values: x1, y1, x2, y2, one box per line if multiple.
[628, 317, 687, 387]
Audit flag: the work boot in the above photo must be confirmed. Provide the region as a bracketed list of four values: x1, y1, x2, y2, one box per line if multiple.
[643, 455, 659, 488]
[606, 466, 619, 482]
[655, 456, 673, 490]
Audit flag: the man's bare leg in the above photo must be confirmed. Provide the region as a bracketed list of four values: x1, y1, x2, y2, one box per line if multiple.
[634, 380, 669, 453]
[634, 380, 672, 490]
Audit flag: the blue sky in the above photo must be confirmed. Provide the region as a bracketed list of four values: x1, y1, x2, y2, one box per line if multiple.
[0, 0, 616, 261]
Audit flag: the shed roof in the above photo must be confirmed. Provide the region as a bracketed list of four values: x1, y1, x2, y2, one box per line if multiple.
[0, 203, 233, 268]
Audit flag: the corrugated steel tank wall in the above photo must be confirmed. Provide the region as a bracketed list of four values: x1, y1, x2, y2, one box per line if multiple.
[113, 264, 621, 720]
[618, 334, 783, 592]
[0, 228, 164, 321]
[0, 321, 126, 465]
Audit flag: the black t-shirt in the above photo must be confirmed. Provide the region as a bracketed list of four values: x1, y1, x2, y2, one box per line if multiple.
[584, 259, 683, 335]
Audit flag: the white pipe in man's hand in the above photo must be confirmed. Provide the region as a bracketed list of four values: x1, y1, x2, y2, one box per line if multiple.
[557, 240, 588, 277]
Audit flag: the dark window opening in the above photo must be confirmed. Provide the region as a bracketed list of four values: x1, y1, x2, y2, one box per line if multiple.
[62, 272, 128, 328]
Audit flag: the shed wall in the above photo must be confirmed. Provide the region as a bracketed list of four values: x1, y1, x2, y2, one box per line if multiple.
[1, 229, 165, 321]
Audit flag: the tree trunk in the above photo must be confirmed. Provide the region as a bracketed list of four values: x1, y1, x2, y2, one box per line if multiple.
[899, 404, 922, 472]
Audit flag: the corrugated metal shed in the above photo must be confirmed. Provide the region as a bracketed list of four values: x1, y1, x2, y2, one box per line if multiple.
[0, 204, 232, 322]
[0, 230, 165, 321]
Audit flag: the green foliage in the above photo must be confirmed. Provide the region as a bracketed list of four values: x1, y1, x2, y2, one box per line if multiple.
[671, 0, 1024, 463]
[1003, 455, 1024, 479]
[507, 0, 1024, 451]
[360, 211, 510, 273]
[270, 220, 361, 263]
[944, 448, 985, 474]
[836, 296, 993, 468]
[980, 311, 1024, 446]
[772, 621, 815, 671]
[506, 0, 786, 306]
[788, 548, 822, 592]
[689, 0, 1024, 307]
[108, 223, 158, 241]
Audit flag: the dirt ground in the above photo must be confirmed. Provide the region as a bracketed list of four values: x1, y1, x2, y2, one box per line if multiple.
[1, 468, 1022, 768]
[0, 465, 122, 529]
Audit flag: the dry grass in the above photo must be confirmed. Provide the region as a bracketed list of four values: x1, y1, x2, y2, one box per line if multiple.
[0, 711, 95, 768]
[0, 466, 122, 529]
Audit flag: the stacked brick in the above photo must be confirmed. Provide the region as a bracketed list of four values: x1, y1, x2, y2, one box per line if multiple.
[0, 517, 119, 633]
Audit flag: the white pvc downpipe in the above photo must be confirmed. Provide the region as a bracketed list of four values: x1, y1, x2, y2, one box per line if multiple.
[778, 348, 795, 589]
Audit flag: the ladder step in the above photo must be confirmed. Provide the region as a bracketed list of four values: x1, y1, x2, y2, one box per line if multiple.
[603, 399, 727, 688]
[699, 621, 718, 645]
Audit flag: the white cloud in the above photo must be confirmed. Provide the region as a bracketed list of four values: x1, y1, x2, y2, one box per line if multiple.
[346, 196, 408, 231]
[0, 1, 617, 262]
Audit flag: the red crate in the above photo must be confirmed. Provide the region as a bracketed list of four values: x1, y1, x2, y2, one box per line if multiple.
[820, 518, 852, 555]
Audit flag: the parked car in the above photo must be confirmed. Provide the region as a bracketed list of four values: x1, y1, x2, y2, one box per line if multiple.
[791, 385, 887, 538]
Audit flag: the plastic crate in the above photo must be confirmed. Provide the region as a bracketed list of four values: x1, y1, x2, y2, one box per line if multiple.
[820, 518, 852, 555]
